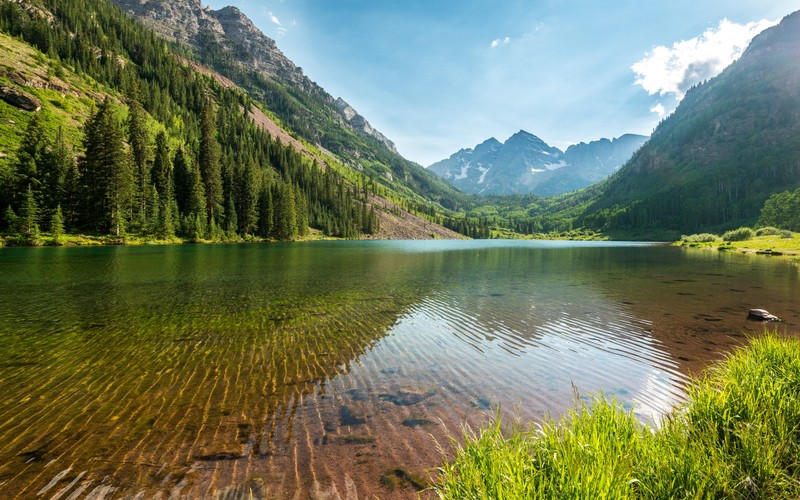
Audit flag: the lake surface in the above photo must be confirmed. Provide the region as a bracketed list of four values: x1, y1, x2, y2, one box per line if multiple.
[0, 240, 798, 498]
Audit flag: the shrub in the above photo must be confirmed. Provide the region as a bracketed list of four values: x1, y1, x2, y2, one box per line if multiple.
[722, 227, 756, 241]
[755, 226, 781, 236]
[780, 230, 793, 239]
[681, 233, 720, 243]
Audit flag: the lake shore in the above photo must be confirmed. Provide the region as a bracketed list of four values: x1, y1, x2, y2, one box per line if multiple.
[433, 333, 800, 499]
[675, 232, 800, 258]
[0, 228, 347, 248]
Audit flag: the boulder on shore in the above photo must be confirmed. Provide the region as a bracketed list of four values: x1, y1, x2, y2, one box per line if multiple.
[748, 308, 781, 322]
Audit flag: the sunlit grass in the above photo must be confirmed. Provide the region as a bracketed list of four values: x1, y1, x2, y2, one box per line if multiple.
[433, 333, 800, 499]
[678, 231, 800, 256]
[0, 227, 337, 247]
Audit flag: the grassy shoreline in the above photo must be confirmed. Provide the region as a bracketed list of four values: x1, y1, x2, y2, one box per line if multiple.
[433, 333, 800, 499]
[675, 230, 800, 257]
[0, 228, 337, 248]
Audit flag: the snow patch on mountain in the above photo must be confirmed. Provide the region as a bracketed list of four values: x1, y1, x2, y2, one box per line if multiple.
[477, 166, 491, 184]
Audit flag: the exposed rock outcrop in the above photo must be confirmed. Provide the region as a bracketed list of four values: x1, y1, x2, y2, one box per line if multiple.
[0, 84, 41, 111]
[335, 98, 397, 153]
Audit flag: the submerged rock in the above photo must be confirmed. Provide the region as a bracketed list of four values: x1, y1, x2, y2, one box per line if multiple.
[339, 405, 366, 426]
[748, 309, 781, 322]
[380, 467, 430, 491]
[378, 389, 435, 406]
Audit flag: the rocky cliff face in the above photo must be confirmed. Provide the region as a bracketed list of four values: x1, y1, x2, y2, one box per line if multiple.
[335, 98, 397, 153]
[428, 131, 647, 196]
[112, 0, 313, 91]
[112, 0, 395, 147]
[111, 0, 202, 42]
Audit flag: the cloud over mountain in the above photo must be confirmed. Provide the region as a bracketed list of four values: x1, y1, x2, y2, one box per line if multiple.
[632, 18, 776, 99]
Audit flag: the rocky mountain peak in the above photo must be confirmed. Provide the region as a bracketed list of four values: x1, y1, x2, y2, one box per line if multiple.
[474, 137, 502, 154]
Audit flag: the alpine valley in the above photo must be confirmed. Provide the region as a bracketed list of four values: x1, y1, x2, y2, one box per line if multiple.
[0, 0, 799, 242]
[2, 1, 800, 499]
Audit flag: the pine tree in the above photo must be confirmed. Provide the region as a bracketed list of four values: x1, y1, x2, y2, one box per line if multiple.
[151, 130, 172, 199]
[193, 212, 205, 242]
[172, 146, 193, 214]
[273, 181, 297, 240]
[78, 99, 134, 235]
[238, 159, 259, 234]
[50, 204, 64, 245]
[191, 166, 207, 215]
[62, 160, 80, 230]
[147, 185, 160, 235]
[40, 126, 73, 217]
[20, 185, 40, 244]
[199, 97, 222, 223]
[127, 89, 150, 228]
[295, 185, 308, 237]
[3, 205, 18, 233]
[366, 206, 378, 234]
[157, 193, 175, 239]
[225, 196, 237, 235]
[14, 111, 49, 206]
[257, 184, 273, 238]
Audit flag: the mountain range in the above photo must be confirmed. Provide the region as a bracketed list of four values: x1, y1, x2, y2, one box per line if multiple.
[428, 132, 647, 196]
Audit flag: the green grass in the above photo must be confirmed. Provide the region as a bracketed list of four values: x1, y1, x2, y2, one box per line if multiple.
[433, 333, 800, 499]
[677, 230, 800, 256]
[0, 226, 347, 247]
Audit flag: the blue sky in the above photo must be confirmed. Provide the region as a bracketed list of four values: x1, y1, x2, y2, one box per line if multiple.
[204, 0, 800, 166]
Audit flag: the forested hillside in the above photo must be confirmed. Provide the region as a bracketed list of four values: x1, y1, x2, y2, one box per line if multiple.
[578, 10, 800, 234]
[0, 0, 451, 244]
[110, 0, 467, 212]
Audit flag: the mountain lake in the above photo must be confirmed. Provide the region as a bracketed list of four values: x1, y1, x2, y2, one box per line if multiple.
[0, 240, 798, 498]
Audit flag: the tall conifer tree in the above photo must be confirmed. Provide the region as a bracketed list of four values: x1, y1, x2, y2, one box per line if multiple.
[79, 99, 133, 235]
[199, 97, 222, 223]
[151, 130, 172, 198]
[127, 88, 150, 228]
[14, 111, 49, 206]
[39, 126, 73, 218]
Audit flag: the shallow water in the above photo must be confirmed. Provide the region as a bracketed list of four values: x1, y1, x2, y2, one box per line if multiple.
[0, 240, 797, 498]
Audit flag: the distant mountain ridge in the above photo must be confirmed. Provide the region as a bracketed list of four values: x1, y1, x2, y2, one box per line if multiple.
[428, 131, 647, 196]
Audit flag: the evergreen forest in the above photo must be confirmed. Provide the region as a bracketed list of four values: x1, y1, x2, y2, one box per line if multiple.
[0, 0, 381, 244]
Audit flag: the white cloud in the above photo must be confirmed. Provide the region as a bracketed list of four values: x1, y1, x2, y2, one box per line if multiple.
[632, 18, 777, 100]
[650, 103, 666, 118]
[264, 10, 287, 36]
[490, 36, 511, 48]
[268, 11, 282, 27]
